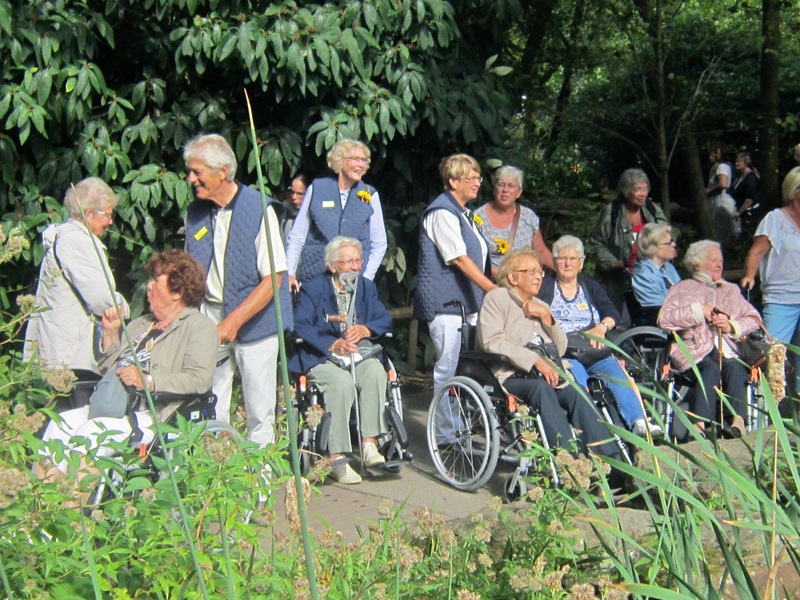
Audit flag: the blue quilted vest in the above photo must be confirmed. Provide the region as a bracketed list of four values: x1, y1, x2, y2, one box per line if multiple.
[186, 183, 293, 342]
[413, 192, 489, 322]
[297, 177, 375, 281]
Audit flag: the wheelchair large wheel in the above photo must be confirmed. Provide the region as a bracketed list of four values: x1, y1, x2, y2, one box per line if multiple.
[427, 376, 500, 491]
[614, 326, 670, 383]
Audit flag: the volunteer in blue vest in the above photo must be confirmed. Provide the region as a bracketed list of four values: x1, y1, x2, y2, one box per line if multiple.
[183, 134, 292, 447]
[286, 139, 387, 290]
[414, 154, 496, 442]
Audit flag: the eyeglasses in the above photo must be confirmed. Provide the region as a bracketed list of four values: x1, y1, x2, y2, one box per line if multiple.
[513, 269, 544, 279]
[555, 256, 583, 264]
[344, 156, 370, 165]
[93, 209, 114, 220]
[336, 258, 363, 268]
[460, 176, 483, 184]
[659, 239, 676, 246]
[495, 182, 519, 190]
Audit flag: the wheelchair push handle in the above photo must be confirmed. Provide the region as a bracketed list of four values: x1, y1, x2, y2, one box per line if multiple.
[443, 299, 467, 324]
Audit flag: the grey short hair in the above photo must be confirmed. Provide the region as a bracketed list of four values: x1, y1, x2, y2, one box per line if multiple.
[327, 139, 371, 174]
[493, 166, 524, 190]
[637, 223, 673, 259]
[325, 236, 362, 270]
[782, 167, 800, 204]
[64, 177, 119, 220]
[551, 235, 585, 259]
[617, 168, 650, 198]
[183, 134, 237, 181]
[683, 240, 720, 272]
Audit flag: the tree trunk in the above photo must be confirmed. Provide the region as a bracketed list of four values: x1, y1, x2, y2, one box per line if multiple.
[676, 129, 715, 239]
[759, 0, 781, 210]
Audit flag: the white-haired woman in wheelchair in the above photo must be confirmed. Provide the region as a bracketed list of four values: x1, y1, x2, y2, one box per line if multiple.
[478, 248, 622, 460]
[289, 236, 392, 485]
[658, 240, 761, 439]
[35, 250, 219, 486]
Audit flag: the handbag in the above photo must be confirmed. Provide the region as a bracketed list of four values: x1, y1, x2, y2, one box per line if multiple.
[736, 328, 771, 369]
[565, 331, 613, 366]
[87, 370, 132, 419]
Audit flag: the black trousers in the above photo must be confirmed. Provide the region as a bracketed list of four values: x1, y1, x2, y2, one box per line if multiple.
[686, 349, 749, 424]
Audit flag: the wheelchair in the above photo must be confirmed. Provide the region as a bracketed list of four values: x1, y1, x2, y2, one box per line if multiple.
[426, 302, 632, 501]
[70, 388, 240, 506]
[292, 348, 412, 477]
[613, 326, 768, 439]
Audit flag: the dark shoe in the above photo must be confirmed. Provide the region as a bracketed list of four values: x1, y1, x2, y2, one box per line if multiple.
[719, 425, 742, 440]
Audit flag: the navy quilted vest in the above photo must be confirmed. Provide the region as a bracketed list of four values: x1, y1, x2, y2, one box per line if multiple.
[297, 177, 374, 281]
[186, 183, 293, 342]
[413, 192, 489, 322]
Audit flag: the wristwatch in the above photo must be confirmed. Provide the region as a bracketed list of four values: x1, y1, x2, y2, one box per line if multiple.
[145, 374, 155, 391]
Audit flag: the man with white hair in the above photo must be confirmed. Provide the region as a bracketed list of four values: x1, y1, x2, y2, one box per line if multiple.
[183, 133, 292, 447]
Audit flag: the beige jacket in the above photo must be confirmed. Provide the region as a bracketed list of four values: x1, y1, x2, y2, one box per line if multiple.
[477, 286, 568, 384]
[98, 307, 218, 420]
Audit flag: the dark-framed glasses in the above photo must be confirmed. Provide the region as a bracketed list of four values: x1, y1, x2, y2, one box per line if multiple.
[460, 176, 483, 184]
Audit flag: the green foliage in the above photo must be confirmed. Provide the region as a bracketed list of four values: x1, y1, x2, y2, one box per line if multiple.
[1, 0, 513, 313]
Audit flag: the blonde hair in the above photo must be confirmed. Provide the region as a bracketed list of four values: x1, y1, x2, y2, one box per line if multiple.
[327, 139, 371, 174]
[496, 248, 540, 290]
[439, 154, 481, 189]
[782, 167, 800, 204]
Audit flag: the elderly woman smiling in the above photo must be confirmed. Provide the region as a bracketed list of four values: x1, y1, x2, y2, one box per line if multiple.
[538, 235, 660, 438]
[475, 165, 554, 276]
[658, 241, 761, 438]
[286, 139, 387, 289]
[630, 223, 681, 326]
[477, 249, 621, 458]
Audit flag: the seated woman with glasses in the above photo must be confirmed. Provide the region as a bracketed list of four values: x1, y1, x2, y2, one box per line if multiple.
[630, 223, 681, 326]
[478, 248, 623, 460]
[537, 235, 661, 438]
[286, 139, 387, 290]
[474, 165, 554, 278]
[290, 237, 392, 484]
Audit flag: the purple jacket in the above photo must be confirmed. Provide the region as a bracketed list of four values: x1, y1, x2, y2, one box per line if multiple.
[657, 278, 760, 372]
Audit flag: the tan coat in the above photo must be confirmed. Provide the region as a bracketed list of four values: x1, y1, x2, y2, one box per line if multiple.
[657, 278, 760, 372]
[477, 286, 567, 384]
[98, 307, 218, 421]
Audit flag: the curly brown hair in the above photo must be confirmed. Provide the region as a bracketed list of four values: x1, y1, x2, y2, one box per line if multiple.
[145, 250, 207, 308]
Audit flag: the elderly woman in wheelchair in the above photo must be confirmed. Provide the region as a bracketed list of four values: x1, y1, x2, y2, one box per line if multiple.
[658, 240, 761, 439]
[478, 249, 624, 462]
[34, 250, 219, 490]
[289, 237, 393, 485]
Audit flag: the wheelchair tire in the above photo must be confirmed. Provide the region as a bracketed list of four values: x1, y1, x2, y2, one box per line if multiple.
[427, 376, 500, 491]
[501, 473, 527, 504]
[613, 326, 670, 383]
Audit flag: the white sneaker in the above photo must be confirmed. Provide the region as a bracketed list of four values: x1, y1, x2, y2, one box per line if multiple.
[330, 460, 362, 484]
[632, 419, 663, 438]
[362, 442, 386, 467]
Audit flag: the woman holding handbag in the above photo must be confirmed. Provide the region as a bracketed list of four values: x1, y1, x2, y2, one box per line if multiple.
[538, 235, 660, 438]
[475, 165, 554, 278]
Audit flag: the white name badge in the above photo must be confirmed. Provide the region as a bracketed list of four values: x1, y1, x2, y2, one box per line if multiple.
[322, 201, 336, 208]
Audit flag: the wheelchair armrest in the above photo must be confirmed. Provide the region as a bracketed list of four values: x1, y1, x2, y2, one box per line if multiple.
[460, 350, 511, 364]
[133, 389, 214, 404]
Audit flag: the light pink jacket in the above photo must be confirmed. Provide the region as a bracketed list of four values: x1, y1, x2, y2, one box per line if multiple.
[657, 278, 761, 372]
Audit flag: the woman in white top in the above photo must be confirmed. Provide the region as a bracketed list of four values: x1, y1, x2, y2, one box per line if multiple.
[706, 143, 738, 235]
[474, 165, 554, 277]
[741, 167, 800, 395]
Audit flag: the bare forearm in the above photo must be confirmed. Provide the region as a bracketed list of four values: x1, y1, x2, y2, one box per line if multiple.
[450, 256, 496, 292]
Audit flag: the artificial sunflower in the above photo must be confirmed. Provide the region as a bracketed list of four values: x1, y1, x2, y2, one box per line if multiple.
[472, 213, 484, 227]
[357, 190, 372, 203]
[494, 238, 509, 255]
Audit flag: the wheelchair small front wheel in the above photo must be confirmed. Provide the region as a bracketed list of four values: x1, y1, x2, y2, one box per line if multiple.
[502, 472, 527, 503]
[427, 376, 500, 491]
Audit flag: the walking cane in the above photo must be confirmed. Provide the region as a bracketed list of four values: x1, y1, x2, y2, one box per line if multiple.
[339, 272, 366, 475]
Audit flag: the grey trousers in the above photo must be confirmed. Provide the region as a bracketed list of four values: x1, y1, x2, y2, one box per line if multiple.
[309, 357, 388, 454]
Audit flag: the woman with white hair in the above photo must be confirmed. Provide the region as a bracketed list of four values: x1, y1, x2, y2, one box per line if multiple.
[474, 165, 554, 276]
[290, 237, 392, 484]
[660, 240, 761, 438]
[538, 235, 659, 438]
[286, 139, 387, 289]
[630, 223, 681, 326]
[742, 166, 800, 396]
[589, 168, 668, 316]
[24, 177, 128, 381]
